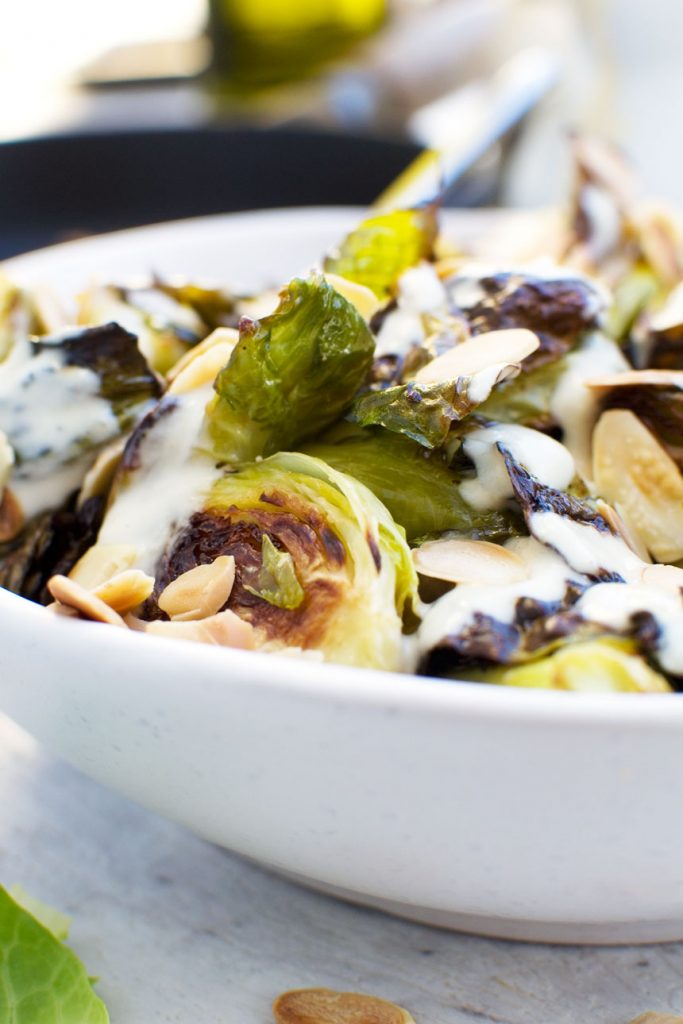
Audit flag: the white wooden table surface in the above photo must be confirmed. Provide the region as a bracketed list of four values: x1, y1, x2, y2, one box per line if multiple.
[1, 713, 682, 1024]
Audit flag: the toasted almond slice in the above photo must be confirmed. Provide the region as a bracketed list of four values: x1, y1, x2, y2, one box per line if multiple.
[641, 563, 683, 591]
[595, 499, 651, 563]
[47, 575, 126, 627]
[77, 437, 126, 508]
[273, 988, 415, 1024]
[140, 608, 254, 649]
[585, 369, 683, 390]
[69, 544, 139, 590]
[0, 487, 23, 543]
[93, 570, 155, 614]
[412, 538, 529, 586]
[324, 273, 382, 322]
[412, 328, 539, 385]
[168, 330, 238, 394]
[593, 409, 683, 562]
[158, 555, 236, 622]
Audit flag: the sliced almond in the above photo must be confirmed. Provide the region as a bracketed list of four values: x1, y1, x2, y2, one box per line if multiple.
[77, 437, 126, 508]
[273, 988, 415, 1024]
[641, 563, 683, 592]
[412, 328, 539, 385]
[140, 608, 254, 649]
[168, 329, 238, 394]
[69, 544, 139, 590]
[324, 273, 382, 322]
[595, 499, 651, 563]
[593, 409, 683, 562]
[0, 487, 24, 543]
[585, 369, 683, 390]
[47, 575, 126, 627]
[93, 570, 155, 614]
[158, 555, 236, 622]
[412, 538, 529, 586]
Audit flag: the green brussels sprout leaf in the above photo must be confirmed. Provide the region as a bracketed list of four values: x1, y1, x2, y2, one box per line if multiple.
[206, 274, 374, 463]
[244, 533, 305, 609]
[324, 208, 438, 298]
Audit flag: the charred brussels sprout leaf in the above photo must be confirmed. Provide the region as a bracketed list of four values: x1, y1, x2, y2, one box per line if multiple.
[34, 322, 161, 428]
[244, 533, 305, 609]
[302, 424, 513, 541]
[349, 380, 476, 449]
[153, 278, 238, 330]
[0, 494, 105, 603]
[154, 452, 418, 670]
[324, 208, 438, 299]
[207, 274, 374, 463]
[475, 357, 566, 430]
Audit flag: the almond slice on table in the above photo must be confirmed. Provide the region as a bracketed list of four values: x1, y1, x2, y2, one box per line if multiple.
[273, 988, 415, 1024]
[47, 575, 126, 627]
[585, 369, 683, 390]
[593, 408, 683, 563]
[157, 555, 236, 621]
[138, 608, 254, 649]
[412, 328, 539, 386]
[629, 1015, 683, 1024]
[412, 538, 529, 586]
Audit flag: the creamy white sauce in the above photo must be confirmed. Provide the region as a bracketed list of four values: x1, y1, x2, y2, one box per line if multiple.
[374, 262, 448, 358]
[97, 382, 221, 575]
[577, 582, 683, 675]
[418, 537, 584, 658]
[528, 511, 645, 581]
[460, 424, 575, 511]
[0, 336, 119, 517]
[467, 362, 519, 405]
[549, 331, 629, 478]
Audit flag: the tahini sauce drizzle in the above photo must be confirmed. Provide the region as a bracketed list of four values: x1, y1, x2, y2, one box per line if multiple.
[0, 336, 119, 518]
[97, 382, 221, 575]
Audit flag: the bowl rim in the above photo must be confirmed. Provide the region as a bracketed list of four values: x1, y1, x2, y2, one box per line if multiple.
[3, 205, 682, 728]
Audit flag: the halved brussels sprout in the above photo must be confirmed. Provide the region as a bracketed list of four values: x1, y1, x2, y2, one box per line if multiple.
[458, 639, 671, 693]
[324, 208, 438, 299]
[206, 274, 375, 463]
[149, 452, 418, 670]
[302, 423, 515, 542]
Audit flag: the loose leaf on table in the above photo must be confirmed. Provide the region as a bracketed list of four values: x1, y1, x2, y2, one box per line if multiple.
[206, 274, 374, 463]
[0, 885, 109, 1023]
[324, 208, 438, 299]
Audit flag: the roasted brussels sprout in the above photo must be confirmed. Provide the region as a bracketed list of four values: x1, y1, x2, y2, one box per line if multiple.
[206, 274, 374, 463]
[324, 208, 438, 299]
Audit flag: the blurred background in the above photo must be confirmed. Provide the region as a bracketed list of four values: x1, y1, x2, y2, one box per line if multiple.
[0, 0, 677, 257]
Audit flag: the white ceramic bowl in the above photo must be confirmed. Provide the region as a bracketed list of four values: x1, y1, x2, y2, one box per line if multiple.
[2, 209, 683, 945]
